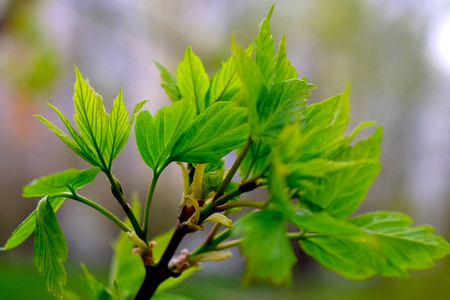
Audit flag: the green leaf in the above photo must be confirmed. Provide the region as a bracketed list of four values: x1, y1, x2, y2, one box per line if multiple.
[39, 67, 137, 172]
[34, 114, 96, 166]
[35, 104, 99, 167]
[1, 197, 65, 250]
[33, 197, 68, 299]
[130, 100, 148, 125]
[300, 234, 381, 280]
[207, 45, 254, 106]
[303, 127, 382, 218]
[73, 66, 109, 161]
[269, 34, 297, 85]
[233, 210, 296, 286]
[267, 164, 366, 238]
[81, 264, 112, 300]
[286, 159, 374, 185]
[23, 167, 100, 198]
[105, 89, 130, 168]
[170, 102, 249, 164]
[232, 40, 266, 140]
[111, 282, 126, 300]
[258, 78, 314, 143]
[156, 61, 181, 102]
[176, 46, 210, 115]
[299, 85, 351, 158]
[239, 140, 271, 180]
[233, 39, 314, 142]
[300, 211, 450, 280]
[135, 100, 196, 174]
[254, 4, 275, 81]
[350, 212, 450, 276]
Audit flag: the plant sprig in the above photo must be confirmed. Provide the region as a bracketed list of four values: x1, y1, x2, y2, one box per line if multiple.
[2, 4, 449, 300]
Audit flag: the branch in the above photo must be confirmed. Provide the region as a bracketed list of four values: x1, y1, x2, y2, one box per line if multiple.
[56, 192, 132, 233]
[213, 137, 253, 202]
[105, 170, 146, 242]
[215, 200, 266, 211]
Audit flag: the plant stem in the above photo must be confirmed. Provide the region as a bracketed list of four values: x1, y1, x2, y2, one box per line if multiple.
[199, 174, 261, 224]
[213, 137, 253, 202]
[243, 140, 261, 181]
[105, 170, 146, 242]
[143, 173, 160, 236]
[216, 200, 266, 211]
[191, 229, 232, 256]
[215, 239, 242, 251]
[56, 192, 132, 233]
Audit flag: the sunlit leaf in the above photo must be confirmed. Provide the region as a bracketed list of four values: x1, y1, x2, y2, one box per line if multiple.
[33, 197, 68, 299]
[170, 102, 249, 164]
[300, 211, 450, 280]
[135, 100, 195, 174]
[105, 90, 130, 168]
[156, 61, 181, 103]
[233, 210, 296, 286]
[23, 167, 100, 198]
[81, 264, 111, 300]
[73, 66, 109, 160]
[254, 4, 275, 81]
[1, 197, 65, 250]
[303, 127, 382, 218]
[177, 46, 210, 115]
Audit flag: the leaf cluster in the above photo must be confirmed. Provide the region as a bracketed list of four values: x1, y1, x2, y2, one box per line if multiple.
[1, 4, 449, 300]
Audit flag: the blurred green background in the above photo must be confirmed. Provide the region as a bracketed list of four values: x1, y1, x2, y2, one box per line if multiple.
[1, 0, 449, 299]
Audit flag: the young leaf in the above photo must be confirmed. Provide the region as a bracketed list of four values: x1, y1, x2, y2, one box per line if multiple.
[207, 44, 254, 106]
[105, 89, 130, 169]
[258, 78, 314, 143]
[233, 40, 314, 142]
[1, 197, 65, 250]
[302, 127, 382, 218]
[130, 100, 148, 125]
[135, 100, 195, 174]
[170, 102, 249, 164]
[23, 167, 100, 198]
[268, 163, 367, 238]
[33, 197, 68, 299]
[300, 85, 351, 157]
[35, 105, 100, 167]
[254, 4, 275, 81]
[350, 212, 450, 276]
[111, 282, 126, 300]
[269, 34, 297, 85]
[232, 40, 266, 140]
[239, 140, 272, 180]
[73, 66, 109, 160]
[155, 61, 181, 103]
[233, 210, 296, 286]
[39, 67, 139, 172]
[300, 211, 450, 280]
[176, 46, 210, 115]
[81, 264, 112, 300]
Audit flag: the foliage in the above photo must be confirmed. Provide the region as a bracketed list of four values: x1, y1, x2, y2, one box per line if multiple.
[2, 4, 449, 300]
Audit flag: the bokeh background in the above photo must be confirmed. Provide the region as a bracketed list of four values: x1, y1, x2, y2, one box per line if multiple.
[1, 0, 450, 299]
